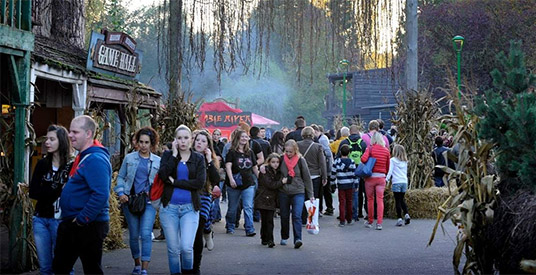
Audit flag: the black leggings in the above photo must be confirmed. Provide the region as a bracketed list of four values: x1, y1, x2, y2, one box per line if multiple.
[393, 192, 408, 219]
[193, 216, 207, 273]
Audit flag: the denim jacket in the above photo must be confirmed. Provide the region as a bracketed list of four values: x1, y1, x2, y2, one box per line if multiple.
[115, 151, 161, 197]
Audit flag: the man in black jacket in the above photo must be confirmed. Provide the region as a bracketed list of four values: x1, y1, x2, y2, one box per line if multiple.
[285, 118, 306, 142]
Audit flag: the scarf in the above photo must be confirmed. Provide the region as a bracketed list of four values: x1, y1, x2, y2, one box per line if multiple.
[284, 154, 299, 178]
[69, 140, 104, 177]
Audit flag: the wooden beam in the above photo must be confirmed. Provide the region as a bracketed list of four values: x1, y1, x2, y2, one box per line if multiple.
[1, 0, 6, 24]
[0, 46, 24, 56]
[8, 55, 21, 103]
[0, 25, 34, 51]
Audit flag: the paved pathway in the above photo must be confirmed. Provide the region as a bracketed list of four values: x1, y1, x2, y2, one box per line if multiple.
[25, 199, 458, 275]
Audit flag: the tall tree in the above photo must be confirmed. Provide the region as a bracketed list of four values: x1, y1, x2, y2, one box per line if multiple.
[168, 0, 183, 100]
[406, 0, 418, 90]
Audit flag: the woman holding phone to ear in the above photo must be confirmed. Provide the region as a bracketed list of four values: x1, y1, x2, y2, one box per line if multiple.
[158, 125, 206, 274]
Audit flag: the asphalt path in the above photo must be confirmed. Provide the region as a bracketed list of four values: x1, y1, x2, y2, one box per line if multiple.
[24, 197, 458, 275]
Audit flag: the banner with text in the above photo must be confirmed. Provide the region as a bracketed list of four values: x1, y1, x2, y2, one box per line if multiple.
[198, 111, 253, 128]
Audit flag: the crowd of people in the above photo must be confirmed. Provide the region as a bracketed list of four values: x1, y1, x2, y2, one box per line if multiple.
[29, 114, 466, 275]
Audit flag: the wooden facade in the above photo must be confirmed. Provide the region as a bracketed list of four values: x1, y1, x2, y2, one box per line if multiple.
[0, 0, 34, 271]
[325, 68, 399, 130]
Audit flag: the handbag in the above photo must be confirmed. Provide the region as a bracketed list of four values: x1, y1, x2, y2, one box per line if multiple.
[355, 146, 377, 178]
[149, 173, 164, 201]
[128, 191, 147, 215]
[129, 175, 149, 215]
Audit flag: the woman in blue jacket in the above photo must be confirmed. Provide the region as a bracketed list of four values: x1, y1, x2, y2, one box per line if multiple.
[115, 127, 161, 275]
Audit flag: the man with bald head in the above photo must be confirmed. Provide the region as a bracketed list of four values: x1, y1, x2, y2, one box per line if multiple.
[53, 115, 112, 274]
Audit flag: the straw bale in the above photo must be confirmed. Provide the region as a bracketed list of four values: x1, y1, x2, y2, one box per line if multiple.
[383, 187, 450, 219]
[104, 172, 126, 251]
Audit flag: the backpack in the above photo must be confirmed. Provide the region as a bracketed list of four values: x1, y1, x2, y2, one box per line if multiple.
[347, 138, 363, 165]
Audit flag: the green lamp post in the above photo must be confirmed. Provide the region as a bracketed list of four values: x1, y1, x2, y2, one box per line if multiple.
[339, 59, 350, 125]
[452, 35, 464, 98]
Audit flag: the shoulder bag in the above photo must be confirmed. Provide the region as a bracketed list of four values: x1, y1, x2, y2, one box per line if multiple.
[355, 146, 377, 178]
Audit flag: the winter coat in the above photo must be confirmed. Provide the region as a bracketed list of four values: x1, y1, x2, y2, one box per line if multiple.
[254, 168, 283, 211]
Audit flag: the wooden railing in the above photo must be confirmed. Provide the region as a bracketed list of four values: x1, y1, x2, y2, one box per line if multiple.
[1, 0, 31, 31]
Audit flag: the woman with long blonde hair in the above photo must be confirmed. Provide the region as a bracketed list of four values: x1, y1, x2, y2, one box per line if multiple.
[360, 132, 391, 230]
[278, 140, 314, 249]
[386, 144, 411, 226]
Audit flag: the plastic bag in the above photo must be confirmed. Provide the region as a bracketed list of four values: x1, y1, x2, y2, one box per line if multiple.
[304, 199, 320, 235]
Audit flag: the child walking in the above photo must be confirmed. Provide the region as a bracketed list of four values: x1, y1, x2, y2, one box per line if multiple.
[330, 145, 358, 227]
[386, 144, 411, 226]
[255, 153, 284, 247]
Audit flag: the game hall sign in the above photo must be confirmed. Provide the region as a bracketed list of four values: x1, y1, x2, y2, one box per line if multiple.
[87, 30, 143, 79]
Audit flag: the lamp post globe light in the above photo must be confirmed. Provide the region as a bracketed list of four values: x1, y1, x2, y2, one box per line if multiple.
[339, 59, 350, 125]
[452, 35, 464, 98]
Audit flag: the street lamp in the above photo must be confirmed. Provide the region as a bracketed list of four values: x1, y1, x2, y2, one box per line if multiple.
[339, 59, 350, 125]
[452, 35, 464, 98]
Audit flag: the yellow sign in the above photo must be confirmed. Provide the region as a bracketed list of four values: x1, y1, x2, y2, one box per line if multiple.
[2, 104, 10, 114]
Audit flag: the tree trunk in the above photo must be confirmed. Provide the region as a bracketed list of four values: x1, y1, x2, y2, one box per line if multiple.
[51, 0, 85, 49]
[406, 0, 418, 91]
[168, 0, 183, 101]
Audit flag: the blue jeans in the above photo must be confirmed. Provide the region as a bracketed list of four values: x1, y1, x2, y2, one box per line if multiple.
[352, 189, 359, 220]
[33, 216, 60, 275]
[159, 203, 199, 273]
[123, 202, 157, 261]
[225, 185, 255, 234]
[279, 192, 305, 243]
[211, 181, 224, 221]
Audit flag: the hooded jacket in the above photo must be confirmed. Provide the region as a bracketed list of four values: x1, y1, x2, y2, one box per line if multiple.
[336, 134, 367, 158]
[60, 143, 112, 225]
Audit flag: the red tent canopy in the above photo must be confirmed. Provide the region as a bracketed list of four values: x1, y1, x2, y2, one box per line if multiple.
[252, 113, 280, 126]
[199, 101, 242, 113]
[198, 101, 279, 138]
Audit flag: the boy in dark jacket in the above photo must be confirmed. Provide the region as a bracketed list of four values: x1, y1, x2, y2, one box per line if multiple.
[255, 153, 284, 248]
[331, 145, 358, 227]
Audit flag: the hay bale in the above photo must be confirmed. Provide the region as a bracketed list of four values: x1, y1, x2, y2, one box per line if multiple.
[104, 172, 126, 251]
[383, 187, 450, 219]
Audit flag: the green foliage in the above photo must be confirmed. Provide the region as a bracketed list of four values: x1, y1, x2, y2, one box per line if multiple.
[475, 41, 536, 193]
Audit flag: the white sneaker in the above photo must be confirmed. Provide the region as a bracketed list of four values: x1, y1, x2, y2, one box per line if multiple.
[364, 221, 373, 228]
[204, 232, 214, 251]
[376, 224, 383, 230]
[405, 213, 411, 225]
[396, 218, 403, 226]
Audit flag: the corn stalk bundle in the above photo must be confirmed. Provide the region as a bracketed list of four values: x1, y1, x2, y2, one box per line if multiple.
[0, 116, 15, 226]
[104, 172, 126, 251]
[391, 89, 439, 189]
[428, 86, 498, 275]
[156, 93, 199, 144]
[348, 116, 365, 133]
[332, 115, 343, 133]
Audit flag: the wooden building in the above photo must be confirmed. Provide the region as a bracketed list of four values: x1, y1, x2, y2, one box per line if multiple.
[324, 68, 399, 130]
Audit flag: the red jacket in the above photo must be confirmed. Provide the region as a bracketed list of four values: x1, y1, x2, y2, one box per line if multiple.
[361, 144, 390, 174]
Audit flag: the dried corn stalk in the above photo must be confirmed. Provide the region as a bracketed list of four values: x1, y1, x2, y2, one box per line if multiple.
[428, 84, 497, 274]
[392, 89, 439, 189]
[104, 172, 126, 251]
[156, 92, 200, 144]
